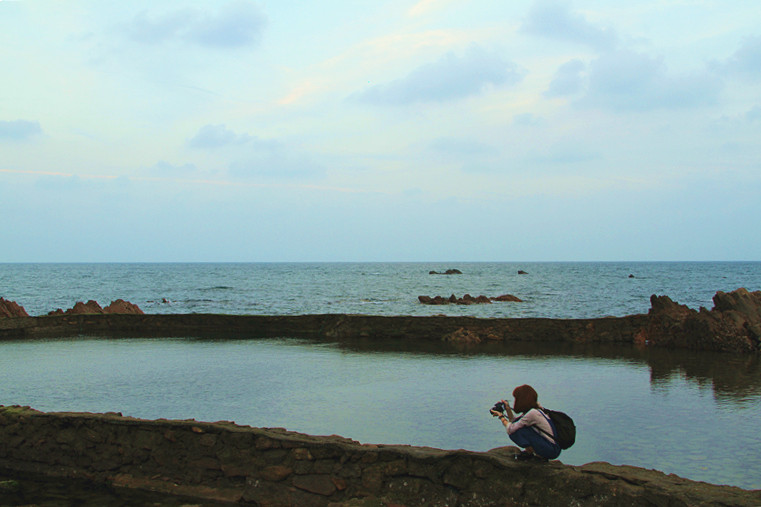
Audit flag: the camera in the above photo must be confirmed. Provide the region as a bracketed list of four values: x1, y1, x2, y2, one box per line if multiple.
[490, 401, 506, 416]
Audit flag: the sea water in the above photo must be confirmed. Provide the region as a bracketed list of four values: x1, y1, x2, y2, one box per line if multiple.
[1, 262, 760, 489]
[2, 261, 760, 317]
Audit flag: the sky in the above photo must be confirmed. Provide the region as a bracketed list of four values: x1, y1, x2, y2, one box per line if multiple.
[1, 0, 760, 262]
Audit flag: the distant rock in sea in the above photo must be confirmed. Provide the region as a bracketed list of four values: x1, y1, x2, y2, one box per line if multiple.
[419, 294, 523, 305]
[429, 269, 463, 275]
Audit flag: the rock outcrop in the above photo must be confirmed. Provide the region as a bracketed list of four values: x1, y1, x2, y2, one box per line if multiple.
[47, 299, 144, 316]
[2, 289, 760, 353]
[1, 406, 758, 506]
[419, 294, 523, 305]
[0, 298, 28, 319]
[429, 269, 462, 275]
[636, 288, 761, 352]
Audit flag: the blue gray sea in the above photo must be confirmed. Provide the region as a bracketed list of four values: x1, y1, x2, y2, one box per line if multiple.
[2, 262, 760, 489]
[3, 261, 760, 317]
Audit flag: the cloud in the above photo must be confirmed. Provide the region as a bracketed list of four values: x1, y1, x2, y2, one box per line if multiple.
[717, 35, 761, 80]
[354, 47, 525, 105]
[149, 161, 199, 176]
[580, 50, 722, 111]
[747, 105, 761, 122]
[188, 125, 324, 179]
[228, 137, 325, 179]
[544, 58, 586, 97]
[127, 1, 266, 48]
[0, 120, 42, 141]
[189, 124, 251, 148]
[521, 0, 618, 50]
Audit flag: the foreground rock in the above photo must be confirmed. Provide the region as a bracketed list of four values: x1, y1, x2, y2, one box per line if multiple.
[419, 294, 523, 305]
[636, 288, 761, 352]
[0, 406, 757, 506]
[0, 298, 28, 319]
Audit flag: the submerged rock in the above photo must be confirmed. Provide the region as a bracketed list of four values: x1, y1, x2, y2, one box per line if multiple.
[429, 269, 463, 275]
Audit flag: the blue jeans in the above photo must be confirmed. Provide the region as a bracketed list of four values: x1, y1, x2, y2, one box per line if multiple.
[509, 427, 561, 459]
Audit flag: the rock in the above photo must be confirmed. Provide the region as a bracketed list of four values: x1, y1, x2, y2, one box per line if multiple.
[2, 405, 759, 506]
[419, 294, 521, 305]
[638, 288, 761, 352]
[429, 269, 462, 275]
[49, 299, 144, 316]
[518, 270, 528, 275]
[491, 294, 523, 302]
[66, 300, 104, 315]
[103, 299, 144, 315]
[0, 298, 29, 318]
[443, 327, 482, 344]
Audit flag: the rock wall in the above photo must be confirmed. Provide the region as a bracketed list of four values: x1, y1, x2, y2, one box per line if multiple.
[1, 406, 758, 506]
[2, 288, 760, 352]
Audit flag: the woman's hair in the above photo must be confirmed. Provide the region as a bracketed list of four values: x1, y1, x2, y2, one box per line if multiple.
[512, 384, 539, 413]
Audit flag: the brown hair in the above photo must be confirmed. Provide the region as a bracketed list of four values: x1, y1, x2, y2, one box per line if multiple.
[512, 384, 539, 413]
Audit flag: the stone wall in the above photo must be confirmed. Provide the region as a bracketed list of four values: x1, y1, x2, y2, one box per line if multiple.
[1, 406, 759, 506]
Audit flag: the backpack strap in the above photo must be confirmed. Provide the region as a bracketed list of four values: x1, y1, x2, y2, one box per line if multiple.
[535, 408, 558, 443]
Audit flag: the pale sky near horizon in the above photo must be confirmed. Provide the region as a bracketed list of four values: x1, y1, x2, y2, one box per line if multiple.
[1, 1, 760, 262]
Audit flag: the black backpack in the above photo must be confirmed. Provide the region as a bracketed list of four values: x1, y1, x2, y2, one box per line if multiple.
[540, 409, 576, 450]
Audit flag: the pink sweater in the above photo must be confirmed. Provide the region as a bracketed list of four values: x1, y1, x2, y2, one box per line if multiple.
[506, 408, 556, 444]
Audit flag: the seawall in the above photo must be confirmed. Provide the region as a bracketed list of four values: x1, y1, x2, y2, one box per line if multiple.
[1, 406, 759, 506]
[0, 312, 649, 345]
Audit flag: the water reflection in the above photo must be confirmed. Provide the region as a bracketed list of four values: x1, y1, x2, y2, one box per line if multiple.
[322, 338, 761, 406]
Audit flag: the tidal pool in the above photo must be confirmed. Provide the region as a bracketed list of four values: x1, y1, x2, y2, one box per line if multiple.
[1, 337, 759, 489]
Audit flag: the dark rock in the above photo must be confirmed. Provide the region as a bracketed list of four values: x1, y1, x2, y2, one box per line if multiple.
[429, 269, 462, 275]
[518, 270, 528, 275]
[1, 406, 759, 506]
[491, 294, 523, 302]
[637, 288, 761, 352]
[0, 298, 29, 318]
[419, 294, 521, 305]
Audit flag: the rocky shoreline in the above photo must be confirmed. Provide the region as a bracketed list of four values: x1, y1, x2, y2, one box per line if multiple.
[2, 288, 760, 352]
[1, 406, 759, 506]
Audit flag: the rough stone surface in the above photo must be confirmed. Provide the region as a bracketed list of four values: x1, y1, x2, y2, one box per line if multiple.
[103, 299, 145, 315]
[1, 289, 759, 353]
[0, 406, 758, 506]
[0, 298, 28, 319]
[636, 288, 761, 352]
[45, 299, 144, 316]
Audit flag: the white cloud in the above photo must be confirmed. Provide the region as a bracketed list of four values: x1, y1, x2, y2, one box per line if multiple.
[521, 0, 618, 50]
[0, 120, 42, 141]
[717, 35, 761, 80]
[354, 46, 525, 105]
[579, 50, 722, 111]
[127, 1, 266, 48]
[544, 58, 586, 97]
[189, 124, 251, 148]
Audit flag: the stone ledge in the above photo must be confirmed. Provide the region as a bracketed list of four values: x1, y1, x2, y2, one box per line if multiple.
[1, 406, 759, 506]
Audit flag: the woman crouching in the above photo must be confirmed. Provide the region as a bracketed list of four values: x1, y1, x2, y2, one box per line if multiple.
[491, 384, 561, 461]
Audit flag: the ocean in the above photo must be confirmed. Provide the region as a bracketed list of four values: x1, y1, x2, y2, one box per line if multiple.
[2, 261, 760, 317]
[2, 261, 761, 489]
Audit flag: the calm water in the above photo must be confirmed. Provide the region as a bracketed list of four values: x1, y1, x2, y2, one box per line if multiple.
[2, 261, 760, 318]
[1, 337, 759, 490]
[2, 262, 761, 489]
